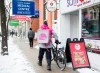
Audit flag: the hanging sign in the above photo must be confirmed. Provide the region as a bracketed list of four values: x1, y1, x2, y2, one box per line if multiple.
[69, 42, 90, 69]
[46, 0, 57, 12]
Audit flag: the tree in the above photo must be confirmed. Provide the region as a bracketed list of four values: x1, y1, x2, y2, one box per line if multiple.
[5, 1, 11, 38]
[0, 0, 8, 55]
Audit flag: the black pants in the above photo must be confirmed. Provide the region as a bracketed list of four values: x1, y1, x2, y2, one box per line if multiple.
[38, 48, 52, 66]
[29, 38, 33, 47]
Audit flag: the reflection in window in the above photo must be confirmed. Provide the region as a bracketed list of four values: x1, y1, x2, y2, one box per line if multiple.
[82, 4, 100, 39]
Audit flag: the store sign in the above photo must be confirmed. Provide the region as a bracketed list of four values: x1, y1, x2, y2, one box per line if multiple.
[46, 0, 57, 12]
[10, 15, 30, 21]
[61, 0, 99, 14]
[30, 10, 39, 18]
[9, 20, 19, 26]
[35, 10, 39, 16]
[67, 0, 91, 7]
[69, 42, 90, 69]
[12, 0, 35, 15]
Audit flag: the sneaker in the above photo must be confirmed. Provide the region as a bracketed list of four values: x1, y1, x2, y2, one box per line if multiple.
[37, 61, 42, 66]
[47, 66, 51, 71]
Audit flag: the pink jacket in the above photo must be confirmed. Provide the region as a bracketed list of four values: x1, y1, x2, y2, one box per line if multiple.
[41, 24, 53, 36]
[39, 24, 58, 48]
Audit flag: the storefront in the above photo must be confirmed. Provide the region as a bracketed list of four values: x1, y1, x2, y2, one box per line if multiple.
[82, 4, 100, 39]
[59, 0, 100, 48]
[59, 1, 100, 70]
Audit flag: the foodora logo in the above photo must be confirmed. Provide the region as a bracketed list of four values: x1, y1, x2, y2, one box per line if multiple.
[39, 33, 47, 40]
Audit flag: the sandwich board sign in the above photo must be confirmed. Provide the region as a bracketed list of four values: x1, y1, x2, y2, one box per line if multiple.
[69, 42, 90, 69]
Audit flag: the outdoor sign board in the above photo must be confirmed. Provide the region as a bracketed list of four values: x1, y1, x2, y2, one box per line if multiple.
[35, 10, 39, 17]
[9, 20, 19, 26]
[61, 0, 100, 14]
[46, 0, 57, 12]
[12, 0, 35, 15]
[30, 10, 39, 18]
[10, 15, 30, 21]
[69, 42, 90, 69]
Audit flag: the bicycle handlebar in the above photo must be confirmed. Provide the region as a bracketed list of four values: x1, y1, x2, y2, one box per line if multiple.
[55, 40, 61, 44]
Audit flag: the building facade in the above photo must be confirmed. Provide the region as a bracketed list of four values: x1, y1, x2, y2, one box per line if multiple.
[39, 0, 53, 28]
[59, 0, 100, 48]
[31, 0, 56, 32]
[58, 1, 100, 70]
[31, 0, 39, 32]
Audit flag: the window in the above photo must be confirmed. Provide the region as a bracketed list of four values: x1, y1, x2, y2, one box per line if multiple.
[82, 4, 100, 39]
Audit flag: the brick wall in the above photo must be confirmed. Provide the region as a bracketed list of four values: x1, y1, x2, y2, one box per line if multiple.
[31, 0, 39, 32]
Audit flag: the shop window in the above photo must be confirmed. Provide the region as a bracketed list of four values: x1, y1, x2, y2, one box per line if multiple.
[88, 8, 99, 20]
[82, 4, 100, 39]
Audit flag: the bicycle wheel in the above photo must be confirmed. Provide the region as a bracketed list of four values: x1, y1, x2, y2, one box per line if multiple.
[56, 49, 67, 71]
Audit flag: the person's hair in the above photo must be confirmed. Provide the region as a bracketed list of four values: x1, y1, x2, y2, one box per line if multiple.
[44, 21, 48, 26]
[30, 28, 32, 30]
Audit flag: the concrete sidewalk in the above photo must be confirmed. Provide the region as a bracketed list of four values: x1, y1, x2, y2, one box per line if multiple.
[13, 37, 79, 73]
[88, 52, 100, 71]
[0, 37, 36, 73]
[11, 36, 100, 73]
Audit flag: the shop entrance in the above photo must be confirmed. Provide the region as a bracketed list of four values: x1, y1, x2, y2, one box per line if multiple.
[70, 11, 79, 38]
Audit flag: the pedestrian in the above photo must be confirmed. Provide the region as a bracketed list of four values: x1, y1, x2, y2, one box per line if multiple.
[15, 31, 17, 37]
[37, 20, 58, 71]
[28, 28, 35, 48]
[11, 30, 14, 37]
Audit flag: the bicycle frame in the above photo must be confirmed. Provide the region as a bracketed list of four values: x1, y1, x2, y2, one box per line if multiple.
[51, 42, 66, 71]
[51, 42, 61, 61]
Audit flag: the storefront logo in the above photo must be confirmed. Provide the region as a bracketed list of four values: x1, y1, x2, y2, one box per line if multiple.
[67, 0, 78, 7]
[46, 0, 57, 12]
[67, 0, 91, 7]
[75, 44, 81, 50]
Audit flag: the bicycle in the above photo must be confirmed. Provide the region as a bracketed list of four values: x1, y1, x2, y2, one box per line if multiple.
[51, 41, 67, 71]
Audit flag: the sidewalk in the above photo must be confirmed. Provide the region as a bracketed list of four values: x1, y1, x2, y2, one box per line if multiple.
[88, 52, 100, 71]
[13, 36, 100, 73]
[0, 36, 100, 73]
[13, 36, 79, 73]
[0, 37, 35, 73]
